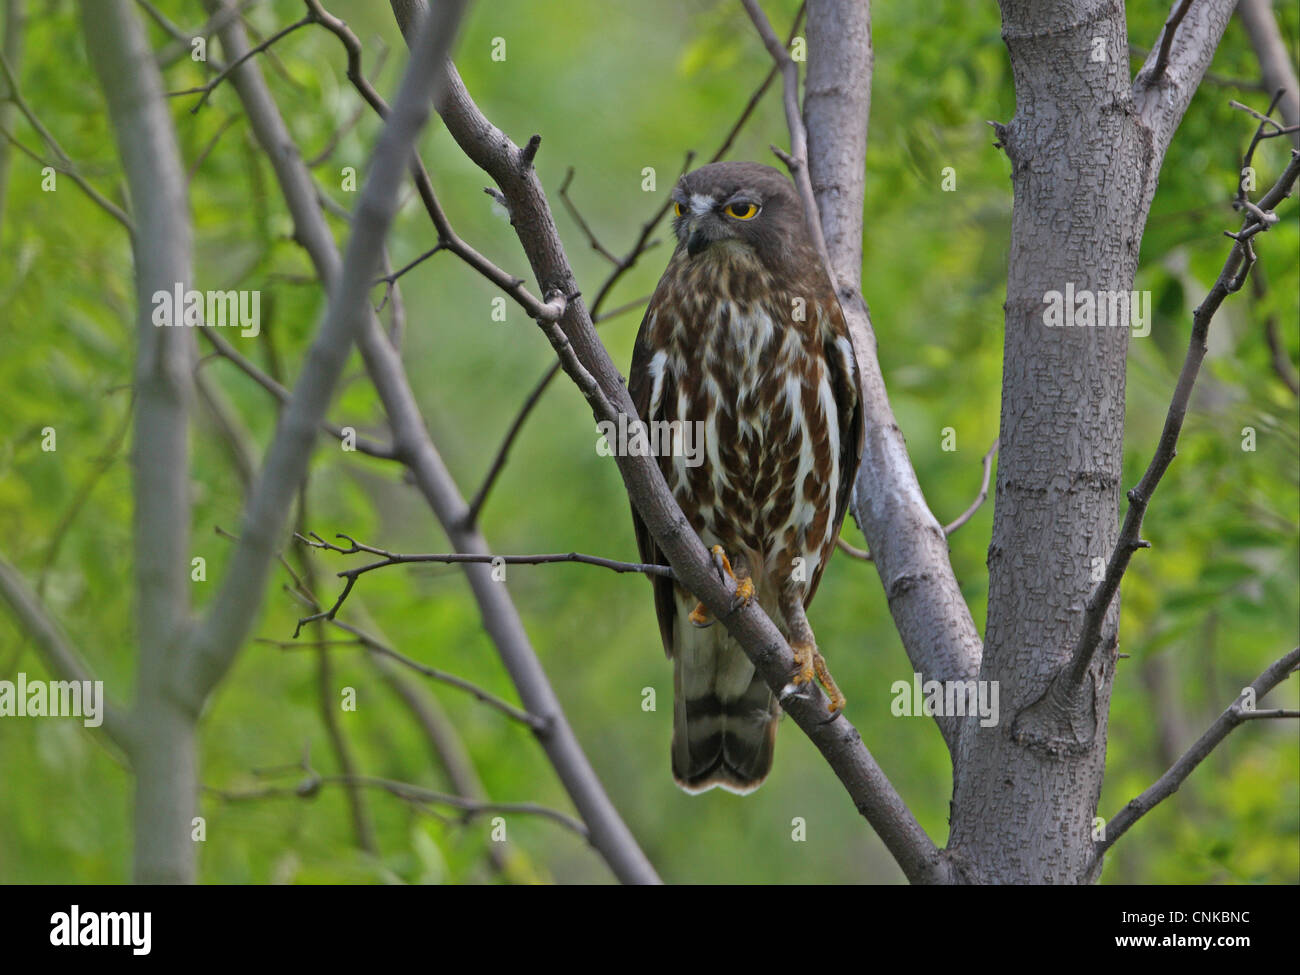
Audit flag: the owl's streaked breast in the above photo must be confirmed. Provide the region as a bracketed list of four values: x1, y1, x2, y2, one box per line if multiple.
[643, 256, 839, 596]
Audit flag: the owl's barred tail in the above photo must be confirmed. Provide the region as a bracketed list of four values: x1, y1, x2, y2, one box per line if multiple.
[671, 664, 780, 795]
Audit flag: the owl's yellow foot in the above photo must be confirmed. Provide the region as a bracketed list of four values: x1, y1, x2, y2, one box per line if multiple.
[791, 640, 846, 712]
[688, 545, 753, 626]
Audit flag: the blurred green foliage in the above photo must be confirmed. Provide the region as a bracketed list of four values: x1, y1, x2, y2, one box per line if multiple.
[0, 0, 1295, 884]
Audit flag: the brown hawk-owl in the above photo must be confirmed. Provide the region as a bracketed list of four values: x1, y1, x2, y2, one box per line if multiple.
[628, 160, 864, 794]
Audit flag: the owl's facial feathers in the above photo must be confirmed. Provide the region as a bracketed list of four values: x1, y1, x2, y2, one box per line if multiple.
[669, 161, 810, 269]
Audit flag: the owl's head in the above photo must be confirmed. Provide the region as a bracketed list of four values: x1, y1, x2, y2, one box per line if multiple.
[669, 161, 810, 269]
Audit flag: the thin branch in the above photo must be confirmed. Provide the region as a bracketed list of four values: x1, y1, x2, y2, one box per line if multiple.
[186, 112, 240, 183]
[303, 0, 566, 323]
[0, 554, 132, 751]
[1256, 264, 1300, 395]
[465, 359, 559, 523]
[838, 437, 1000, 562]
[373, 242, 445, 312]
[198, 328, 398, 459]
[0, 49, 133, 229]
[230, 527, 550, 731]
[558, 167, 621, 265]
[740, 0, 834, 280]
[1150, 0, 1193, 83]
[301, 531, 674, 578]
[943, 437, 1000, 535]
[207, 773, 590, 839]
[176, 14, 313, 114]
[306, 99, 365, 167]
[1092, 646, 1300, 863]
[291, 530, 672, 635]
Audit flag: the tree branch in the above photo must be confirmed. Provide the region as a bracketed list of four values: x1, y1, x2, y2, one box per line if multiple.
[1092, 646, 1300, 864]
[0, 553, 132, 751]
[1237, 0, 1300, 146]
[291, 531, 673, 636]
[1150, 0, 1193, 83]
[0, 49, 133, 229]
[198, 328, 398, 459]
[838, 437, 1000, 562]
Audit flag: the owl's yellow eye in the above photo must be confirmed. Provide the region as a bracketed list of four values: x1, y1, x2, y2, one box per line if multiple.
[724, 202, 759, 220]
[673, 202, 686, 218]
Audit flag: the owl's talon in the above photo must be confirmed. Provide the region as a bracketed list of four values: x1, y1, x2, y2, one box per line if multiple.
[707, 544, 754, 608]
[688, 601, 713, 627]
[733, 575, 755, 605]
[815, 650, 847, 712]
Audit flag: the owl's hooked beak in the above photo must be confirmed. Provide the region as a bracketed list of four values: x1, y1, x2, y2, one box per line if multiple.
[686, 225, 710, 257]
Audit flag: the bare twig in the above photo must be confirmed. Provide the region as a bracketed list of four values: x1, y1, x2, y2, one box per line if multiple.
[236, 528, 550, 733]
[208, 773, 590, 839]
[176, 14, 313, 113]
[292, 530, 672, 635]
[1092, 646, 1300, 863]
[0, 50, 132, 229]
[198, 328, 398, 459]
[943, 437, 1000, 535]
[0, 554, 132, 751]
[1149, 0, 1193, 83]
[740, 0, 834, 280]
[558, 167, 622, 266]
[838, 437, 1000, 562]
[304, 0, 566, 323]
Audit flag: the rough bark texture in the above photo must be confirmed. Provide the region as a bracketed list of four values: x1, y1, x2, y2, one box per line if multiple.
[947, 0, 1237, 883]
